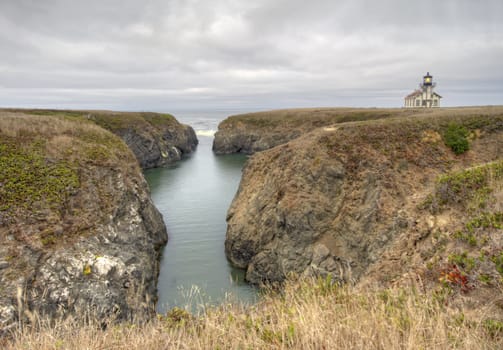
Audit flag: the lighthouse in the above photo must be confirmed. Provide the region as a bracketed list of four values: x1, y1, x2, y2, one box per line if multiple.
[404, 72, 442, 108]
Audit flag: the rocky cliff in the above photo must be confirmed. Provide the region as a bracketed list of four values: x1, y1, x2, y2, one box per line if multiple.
[225, 107, 503, 311]
[0, 112, 167, 332]
[89, 111, 198, 169]
[4, 109, 198, 169]
[213, 108, 420, 154]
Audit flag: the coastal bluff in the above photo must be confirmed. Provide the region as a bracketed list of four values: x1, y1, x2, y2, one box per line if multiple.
[88, 111, 198, 169]
[4, 109, 198, 169]
[224, 107, 503, 311]
[213, 108, 417, 154]
[0, 111, 172, 332]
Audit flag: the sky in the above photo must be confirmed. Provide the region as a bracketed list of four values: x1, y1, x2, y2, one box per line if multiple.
[0, 0, 502, 112]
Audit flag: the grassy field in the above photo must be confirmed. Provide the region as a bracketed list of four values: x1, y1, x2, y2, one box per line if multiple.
[0, 112, 132, 219]
[0, 108, 180, 133]
[219, 106, 503, 130]
[3, 277, 502, 349]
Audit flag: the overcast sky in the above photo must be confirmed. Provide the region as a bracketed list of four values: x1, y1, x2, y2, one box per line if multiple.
[0, 0, 502, 112]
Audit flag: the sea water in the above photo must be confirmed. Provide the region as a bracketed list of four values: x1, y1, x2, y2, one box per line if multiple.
[144, 110, 259, 313]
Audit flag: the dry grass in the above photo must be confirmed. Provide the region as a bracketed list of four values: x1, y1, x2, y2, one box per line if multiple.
[220, 106, 503, 131]
[0, 111, 138, 254]
[0, 111, 107, 139]
[3, 278, 502, 349]
[0, 108, 179, 134]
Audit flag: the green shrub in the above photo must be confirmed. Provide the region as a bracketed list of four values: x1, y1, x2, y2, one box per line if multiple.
[433, 161, 503, 209]
[448, 252, 475, 272]
[443, 123, 469, 155]
[492, 252, 503, 276]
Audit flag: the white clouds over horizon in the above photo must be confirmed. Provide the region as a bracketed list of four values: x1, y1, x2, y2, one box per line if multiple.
[0, 0, 502, 111]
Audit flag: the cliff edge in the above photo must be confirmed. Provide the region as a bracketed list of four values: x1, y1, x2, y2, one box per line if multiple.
[225, 106, 503, 312]
[89, 111, 198, 169]
[213, 108, 423, 154]
[0, 112, 167, 332]
[4, 109, 198, 169]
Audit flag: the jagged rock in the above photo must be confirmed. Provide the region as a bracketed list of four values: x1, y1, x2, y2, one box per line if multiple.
[0, 112, 167, 333]
[90, 112, 198, 169]
[225, 109, 503, 293]
[213, 108, 412, 155]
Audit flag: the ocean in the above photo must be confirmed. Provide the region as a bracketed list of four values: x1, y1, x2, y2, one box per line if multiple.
[144, 110, 259, 313]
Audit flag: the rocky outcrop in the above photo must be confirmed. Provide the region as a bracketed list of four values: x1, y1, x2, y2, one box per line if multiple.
[89, 112, 198, 169]
[225, 106, 503, 300]
[213, 108, 418, 155]
[0, 112, 167, 333]
[2, 109, 198, 169]
[213, 126, 301, 155]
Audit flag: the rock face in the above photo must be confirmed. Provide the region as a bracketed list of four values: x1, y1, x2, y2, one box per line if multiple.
[89, 112, 198, 169]
[1, 109, 198, 169]
[0, 112, 167, 332]
[213, 126, 301, 155]
[213, 108, 415, 155]
[225, 107, 503, 296]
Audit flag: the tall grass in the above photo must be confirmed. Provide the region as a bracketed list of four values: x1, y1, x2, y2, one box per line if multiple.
[0, 111, 106, 139]
[3, 278, 501, 349]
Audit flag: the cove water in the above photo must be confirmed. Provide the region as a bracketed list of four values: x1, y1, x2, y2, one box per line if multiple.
[144, 110, 259, 313]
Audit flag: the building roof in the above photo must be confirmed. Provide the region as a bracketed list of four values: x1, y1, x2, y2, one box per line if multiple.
[404, 90, 443, 99]
[405, 90, 422, 99]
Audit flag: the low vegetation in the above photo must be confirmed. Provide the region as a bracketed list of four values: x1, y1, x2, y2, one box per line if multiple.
[428, 160, 503, 211]
[0, 112, 131, 219]
[2, 108, 180, 134]
[0, 111, 139, 256]
[220, 106, 503, 132]
[2, 277, 502, 349]
[88, 112, 176, 132]
[415, 159, 503, 317]
[442, 122, 470, 154]
[220, 108, 401, 129]
[0, 140, 79, 213]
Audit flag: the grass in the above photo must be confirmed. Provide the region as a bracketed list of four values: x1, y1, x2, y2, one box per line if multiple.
[448, 252, 476, 272]
[431, 160, 503, 211]
[219, 106, 503, 131]
[1, 108, 182, 134]
[217, 106, 503, 161]
[0, 111, 139, 249]
[492, 252, 503, 276]
[2, 277, 501, 349]
[0, 112, 131, 212]
[465, 212, 503, 236]
[89, 112, 177, 133]
[0, 139, 79, 213]
[414, 159, 503, 308]
[219, 107, 406, 130]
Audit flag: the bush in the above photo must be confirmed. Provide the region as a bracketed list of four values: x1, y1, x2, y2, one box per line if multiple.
[443, 123, 469, 155]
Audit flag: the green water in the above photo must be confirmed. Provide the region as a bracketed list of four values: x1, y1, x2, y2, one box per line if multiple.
[144, 136, 257, 313]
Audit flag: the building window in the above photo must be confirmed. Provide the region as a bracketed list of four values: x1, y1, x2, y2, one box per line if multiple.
[433, 100, 438, 107]
[416, 99, 421, 107]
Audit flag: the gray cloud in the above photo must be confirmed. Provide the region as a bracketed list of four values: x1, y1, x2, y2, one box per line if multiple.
[0, 0, 502, 111]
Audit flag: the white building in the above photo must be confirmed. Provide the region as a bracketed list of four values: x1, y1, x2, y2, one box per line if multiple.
[404, 72, 442, 108]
